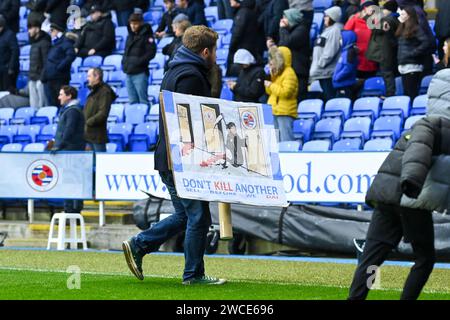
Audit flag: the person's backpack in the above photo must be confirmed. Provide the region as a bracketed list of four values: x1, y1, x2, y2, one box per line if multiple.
[333, 30, 359, 89]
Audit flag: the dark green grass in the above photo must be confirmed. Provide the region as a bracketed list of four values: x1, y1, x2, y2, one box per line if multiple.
[0, 250, 450, 300]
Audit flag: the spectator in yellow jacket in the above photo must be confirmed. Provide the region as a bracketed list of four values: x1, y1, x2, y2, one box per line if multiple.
[265, 46, 298, 142]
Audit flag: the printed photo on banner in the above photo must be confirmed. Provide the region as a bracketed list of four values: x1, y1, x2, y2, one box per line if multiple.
[161, 90, 287, 207]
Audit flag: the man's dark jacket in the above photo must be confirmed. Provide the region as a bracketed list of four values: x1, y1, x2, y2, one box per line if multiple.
[54, 101, 86, 150]
[83, 82, 117, 144]
[0, 27, 19, 74]
[41, 35, 76, 83]
[233, 64, 265, 103]
[29, 30, 51, 81]
[75, 13, 116, 58]
[154, 45, 211, 172]
[0, 0, 20, 33]
[122, 23, 156, 75]
[279, 20, 311, 78]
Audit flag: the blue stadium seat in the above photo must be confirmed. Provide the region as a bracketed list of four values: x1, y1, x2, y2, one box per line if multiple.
[31, 106, 58, 126]
[323, 98, 352, 120]
[0, 108, 15, 125]
[157, 37, 174, 52]
[147, 85, 161, 104]
[79, 55, 103, 72]
[23, 143, 46, 152]
[149, 52, 166, 70]
[220, 33, 232, 49]
[420, 75, 433, 95]
[102, 54, 123, 71]
[20, 59, 30, 72]
[205, 6, 219, 26]
[342, 116, 372, 141]
[298, 99, 323, 121]
[352, 97, 381, 119]
[380, 95, 410, 118]
[361, 77, 385, 97]
[13, 124, 41, 145]
[125, 104, 149, 125]
[313, 12, 324, 32]
[17, 31, 29, 46]
[219, 84, 233, 100]
[313, 117, 342, 143]
[151, 69, 165, 85]
[19, 6, 28, 19]
[115, 26, 128, 42]
[129, 122, 159, 151]
[332, 138, 362, 151]
[216, 48, 229, 66]
[107, 70, 127, 88]
[411, 94, 428, 115]
[302, 139, 330, 151]
[395, 77, 404, 95]
[108, 103, 125, 123]
[404, 115, 424, 131]
[1, 143, 23, 152]
[16, 73, 28, 90]
[108, 123, 133, 151]
[115, 87, 129, 104]
[71, 57, 83, 73]
[10, 107, 35, 125]
[363, 138, 393, 151]
[35, 123, 57, 144]
[106, 142, 118, 153]
[372, 115, 402, 140]
[279, 140, 301, 152]
[70, 72, 87, 89]
[309, 80, 322, 93]
[310, 28, 318, 47]
[78, 87, 89, 106]
[293, 118, 314, 142]
[0, 125, 18, 148]
[212, 19, 233, 35]
[313, 0, 333, 11]
[20, 45, 31, 59]
[146, 104, 160, 122]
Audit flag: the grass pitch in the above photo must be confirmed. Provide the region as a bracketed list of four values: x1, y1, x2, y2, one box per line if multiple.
[0, 249, 450, 300]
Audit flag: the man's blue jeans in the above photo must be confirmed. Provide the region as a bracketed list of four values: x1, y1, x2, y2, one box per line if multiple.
[273, 115, 295, 142]
[126, 72, 149, 105]
[133, 171, 212, 281]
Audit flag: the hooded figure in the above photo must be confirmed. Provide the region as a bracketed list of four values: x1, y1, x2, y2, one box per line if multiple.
[348, 69, 450, 300]
[333, 30, 358, 89]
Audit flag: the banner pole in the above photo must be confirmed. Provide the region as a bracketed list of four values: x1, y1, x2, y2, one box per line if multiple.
[218, 202, 233, 240]
[99, 201, 105, 226]
[27, 199, 34, 224]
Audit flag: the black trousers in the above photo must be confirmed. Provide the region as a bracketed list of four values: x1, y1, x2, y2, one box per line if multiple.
[348, 204, 435, 300]
[0, 71, 18, 94]
[64, 200, 84, 213]
[401, 72, 422, 101]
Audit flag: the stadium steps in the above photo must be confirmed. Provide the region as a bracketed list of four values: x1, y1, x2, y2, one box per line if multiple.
[81, 210, 135, 225]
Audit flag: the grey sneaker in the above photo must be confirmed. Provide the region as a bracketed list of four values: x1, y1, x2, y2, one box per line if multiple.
[122, 239, 144, 281]
[182, 275, 227, 285]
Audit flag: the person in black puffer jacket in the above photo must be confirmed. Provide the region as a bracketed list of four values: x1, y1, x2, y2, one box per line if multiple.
[122, 13, 156, 105]
[0, 0, 19, 33]
[348, 69, 450, 300]
[28, 19, 51, 109]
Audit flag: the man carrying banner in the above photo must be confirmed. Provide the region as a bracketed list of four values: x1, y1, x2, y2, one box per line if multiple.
[123, 25, 227, 285]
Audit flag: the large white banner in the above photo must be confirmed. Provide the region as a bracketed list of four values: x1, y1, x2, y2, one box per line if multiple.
[280, 152, 388, 203]
[161, 91, 288, 207]
[0, 152, 93, 199]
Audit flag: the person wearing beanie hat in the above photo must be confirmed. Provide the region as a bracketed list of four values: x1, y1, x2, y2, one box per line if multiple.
[279, 8, 311, 100]
[28, 16, 51, 109]
[0, 13, 19, 94]
[348, 69, 450, 300]
[227, 49, 265, 102]
[155, 0, 184, 39]
[310, 7, 343, 101]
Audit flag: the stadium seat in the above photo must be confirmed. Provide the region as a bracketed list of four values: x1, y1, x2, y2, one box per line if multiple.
[395, 77, 404, 95]
[380, 95, 410, 118]
[129, 122, 159, 151]
[363, 138, 393, 151]
[146, 104, 160, 122]
[313, 117, 342, 143]
[293, 118, 314, 142]
[302, 139, 330, 151]
[361, 77, 385, 97]
[0, 108, 15, 125]
[30, 106, 58, 126]
[115, 87, 129, 104]
[35, 123, 57, 144]
[205, 6, 219, 26]
[313, 12, 324, 31]
[151, 69, 165, 85]
[220, 33, 232, 49]
[313, 0, 333, 11]
[70, 72, 87, 89]
[115, 26, 128, 43]
[13, 124, 41, 145]
[342, 116, 372, 141]
[108, 103, 125, 123]
[16, 73, 28, 90]
[352, 97, 381, 119]
[20, 45, 31, 59]
[149, 52, 166, 70]
[71, 57, 83, 73]
[79, 55, 103, 72]
[108, 123, 133, 151]
[157, 36, 174, 52]
[107, 70, 127, 88]
[297, 99, 323, 121]
[219, 84, 233, 100]
[147, 85, 161, 104]
[23, 143, 46, 152]
[279, 140, 301, 152]
[106, 142, 118, 153]
[10, 107, 35, 125]
[78, 88, 89, 106]
[332, 138, 362, 151]
[372, 115, 402, 140]
[1, 143, 23, 152]
[20, 59, 30, 72]
[420, 75, 433, 95]
[310, 28, 318, 47]
[102, 54, 123, 71]
[17, 31, 29, 46]
[411, 94, 428, 115]
[125, 104, 149, 125]
[212, 19, 233, 35]
[0, 125, 18, 148]
[309, 80, 323, 93]
[323, 98, 352, 120]
[216, 48, 229, 66]
[404, 115, 424, 131]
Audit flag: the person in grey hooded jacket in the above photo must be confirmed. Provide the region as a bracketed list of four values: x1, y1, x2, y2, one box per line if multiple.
[348, 69, 450, 300]
[309, 6, 342, 101]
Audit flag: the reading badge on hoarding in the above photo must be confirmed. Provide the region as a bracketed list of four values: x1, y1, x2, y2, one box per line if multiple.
[26, 160, 59, 192]
[241, 111, 256, 130]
